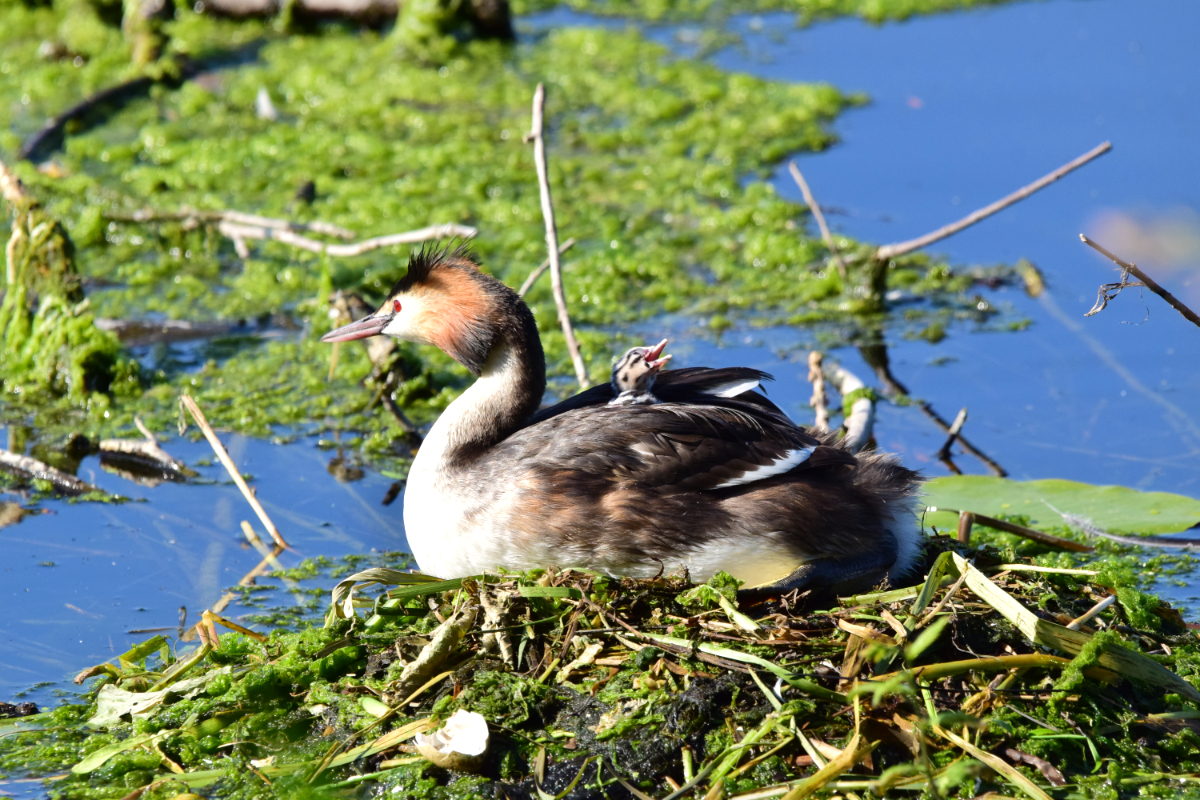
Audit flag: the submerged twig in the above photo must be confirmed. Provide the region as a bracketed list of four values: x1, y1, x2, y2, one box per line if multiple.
[516, 237, 576, 298]
[788, 162, 847, 281]
[0, 449, 104, 496]
[935, 407, 968, 461]
[99, 417, 194, 481]
[179, 394, 290, 549]
[1079, 234, 1200, 330]
[858, 346, 1007, 477]
[526, 83, 590, 389]
[874, 142, 1112, 261]
[19, 76, 158, 163]
[806, 351, 830, 432]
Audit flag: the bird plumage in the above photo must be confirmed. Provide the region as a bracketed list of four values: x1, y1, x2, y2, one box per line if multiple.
[321, 244, 923, 595]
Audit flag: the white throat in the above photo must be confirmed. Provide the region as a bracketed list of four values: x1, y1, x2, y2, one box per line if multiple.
[402, 341, 526, 576]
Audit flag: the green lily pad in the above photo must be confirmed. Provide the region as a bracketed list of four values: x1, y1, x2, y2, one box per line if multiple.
[922, 476, 1200, 535]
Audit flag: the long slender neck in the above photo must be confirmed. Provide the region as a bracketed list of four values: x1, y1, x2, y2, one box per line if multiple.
[424, 316, 546, 466]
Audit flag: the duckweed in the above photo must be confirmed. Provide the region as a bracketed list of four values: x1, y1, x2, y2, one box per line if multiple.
[2, 0, 1011, 477]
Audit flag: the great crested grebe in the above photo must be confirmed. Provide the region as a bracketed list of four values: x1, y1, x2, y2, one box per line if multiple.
[322, 245, 923, 595]
[609, 339, 671, 406]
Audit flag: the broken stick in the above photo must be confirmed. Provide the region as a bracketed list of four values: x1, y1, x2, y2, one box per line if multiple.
[517, 237, 576, 298]
[0, 449, 104, 496]
[216, 221, 476, 258]
[179, 394, 290, 549]
[788, 162, 847, 281]
[936, 407, 968, 461]
[526, 83, 590, 389]
[1080, 234, 1200, 330]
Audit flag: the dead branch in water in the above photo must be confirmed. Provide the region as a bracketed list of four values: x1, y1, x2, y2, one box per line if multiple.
[874, 142, 1112, 261]
[98, 417, 195, 483]
[806, 351, 830, 432]
[19, 76, 159, 163]
[517, 237, 576, 298]
[526, 83, 590, 389]
[788, 163, 847, 281]
[108, 206, 472, 259]
[217, 220, 475, 258]
[858, 344, 1007, 477]
[179, 394, 290, 549]
[1080, 234, 1200, 330]
[111, 207, 356, 239]
[0, 449, 105, 496]
[821, 361, 875, 454]
[936, 407, 968, 462]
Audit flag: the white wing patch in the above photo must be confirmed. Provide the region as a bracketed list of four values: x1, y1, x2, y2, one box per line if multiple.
[713, 446, 815, 489]
[630, 442, 656, 462]
[702, 379, 761, 398]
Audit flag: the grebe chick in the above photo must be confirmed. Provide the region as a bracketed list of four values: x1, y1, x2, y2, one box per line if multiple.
[609, 339, 671, 406]
[321, 244, 922, 597]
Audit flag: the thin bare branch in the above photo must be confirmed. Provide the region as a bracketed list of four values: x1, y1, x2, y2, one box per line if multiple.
[112, 207, 357, 239]
[806, 351, 830, 432]
[527, 83, 590, 389]
[1080, 234, 1200, 330]
[517, 237, 576, 298]
[216, 221, 475, 257]
[788, 162, 847, 281]
[179, 394, 290, 549]
[858, 346, 1007, 477]
[874, 142, 1112, 261]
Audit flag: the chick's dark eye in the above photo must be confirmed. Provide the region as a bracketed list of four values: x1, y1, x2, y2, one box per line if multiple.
[392, 299, 402, 313]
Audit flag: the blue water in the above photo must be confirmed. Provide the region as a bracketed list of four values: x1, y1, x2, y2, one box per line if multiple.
[648, 0, 1200, 495]
[3, 0, 1200, 719]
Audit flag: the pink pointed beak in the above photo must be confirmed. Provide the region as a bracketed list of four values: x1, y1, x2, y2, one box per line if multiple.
[321, 313, 392, 343]
[645, 338, 671, 369]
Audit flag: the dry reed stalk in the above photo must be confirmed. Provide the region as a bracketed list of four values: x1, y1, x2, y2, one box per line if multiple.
[179, 394, 289, 549]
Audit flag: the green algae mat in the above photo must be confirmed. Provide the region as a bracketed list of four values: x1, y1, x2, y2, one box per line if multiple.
[4, 529, 1200, 799]
[0, 0, 1018, 468]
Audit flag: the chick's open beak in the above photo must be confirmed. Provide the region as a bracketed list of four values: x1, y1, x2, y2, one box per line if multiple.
[645, 338, 671, 369]
[321, 313, 392, 343]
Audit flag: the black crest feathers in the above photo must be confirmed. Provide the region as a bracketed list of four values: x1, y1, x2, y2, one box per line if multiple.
[389, 241, 477, 296]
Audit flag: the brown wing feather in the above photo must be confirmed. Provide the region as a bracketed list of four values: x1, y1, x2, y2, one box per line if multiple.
[497, 402, 853, 494]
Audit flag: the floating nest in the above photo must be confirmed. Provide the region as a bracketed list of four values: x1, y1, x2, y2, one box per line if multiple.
[2, 534, 1200, 799]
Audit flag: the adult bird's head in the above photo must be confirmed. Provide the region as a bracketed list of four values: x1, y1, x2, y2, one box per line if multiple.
[320, 243, 531, 377]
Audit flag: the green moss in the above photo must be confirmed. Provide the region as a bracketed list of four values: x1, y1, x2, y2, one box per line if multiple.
[4, 554, 1200, 798]
[1, 4, 997, 474]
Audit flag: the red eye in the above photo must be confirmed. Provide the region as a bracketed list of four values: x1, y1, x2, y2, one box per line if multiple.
[393, 299, 402, 313]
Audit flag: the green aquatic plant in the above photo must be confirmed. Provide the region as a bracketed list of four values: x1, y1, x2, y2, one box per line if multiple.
[3, 532, 1199, 799]
[0, 5, 995, 461]
[0, 160, 137, 402]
